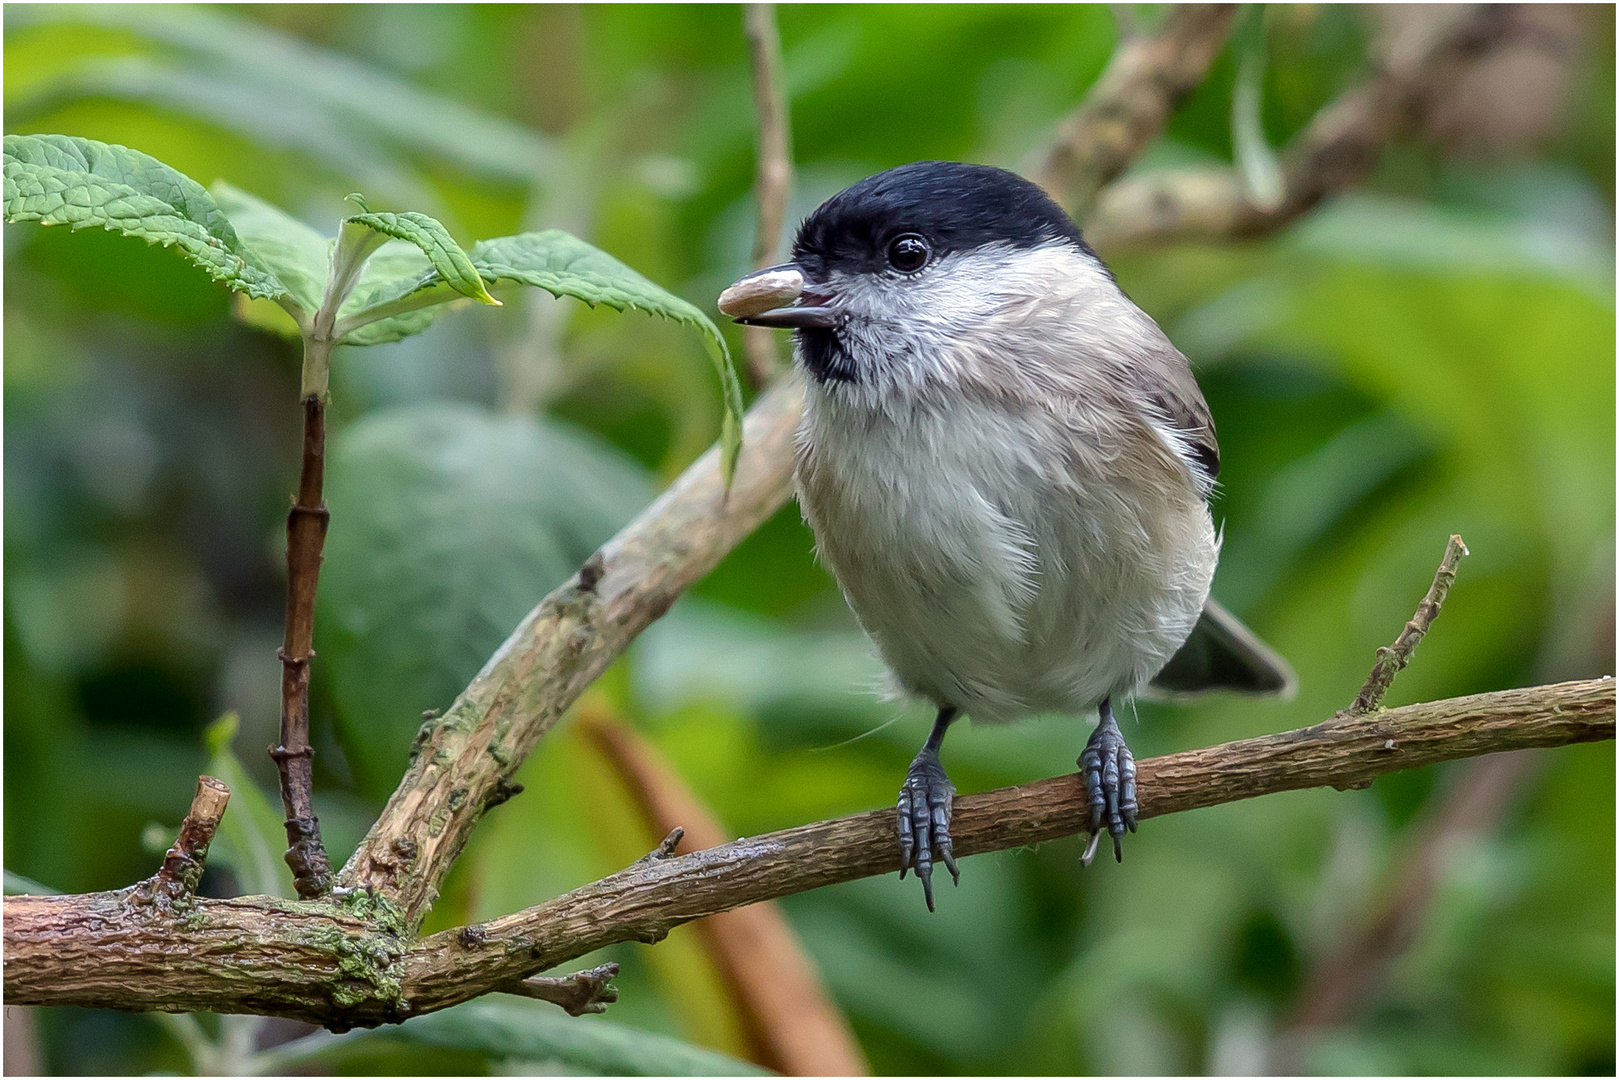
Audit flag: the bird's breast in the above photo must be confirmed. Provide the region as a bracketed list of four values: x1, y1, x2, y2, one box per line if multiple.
[794, 384, 1216, 721]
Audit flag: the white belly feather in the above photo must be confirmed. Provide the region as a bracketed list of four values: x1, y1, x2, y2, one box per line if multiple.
[795, 389, 1217, 723]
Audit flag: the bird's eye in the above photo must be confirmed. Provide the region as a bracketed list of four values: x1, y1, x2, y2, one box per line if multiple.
[886, 234, 930, 273]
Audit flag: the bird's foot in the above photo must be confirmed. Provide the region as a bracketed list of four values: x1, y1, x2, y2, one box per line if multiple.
[1080, 702, 1137, 865]
[897, 748, 959, 911]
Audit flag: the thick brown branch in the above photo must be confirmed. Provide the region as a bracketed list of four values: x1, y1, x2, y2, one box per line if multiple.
[4, 679, 1610, 1025]
[742, 2, 794, 388]
[1086, 5, 1518, 249]
[337, 376, 806, 924]
[1036, 4, 1239, 221]
[396, 679, 1612, 1017]
[2, 891, 396, 1026]
[1351, 535, 1469, 714]
[276, 391, 334, 899]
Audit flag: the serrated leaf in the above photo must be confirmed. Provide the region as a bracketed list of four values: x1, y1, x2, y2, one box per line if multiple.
[470, 231, 744, 484]
[258, 998, 768, 1076]
[319, 404, 652, 797]
[210, 180, 330, 318]
[203, 713, 296, 899]
[333, 229, 745, 481]
[2, 133, 284, 300]
[347, 209, 499, 306]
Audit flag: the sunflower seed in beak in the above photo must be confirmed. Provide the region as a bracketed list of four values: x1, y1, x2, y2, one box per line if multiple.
[718, 265, 804, 319]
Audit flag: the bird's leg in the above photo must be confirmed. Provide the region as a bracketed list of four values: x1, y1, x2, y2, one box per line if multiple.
[1080, 697, 1138, 865]
[897, 706, 960, 911]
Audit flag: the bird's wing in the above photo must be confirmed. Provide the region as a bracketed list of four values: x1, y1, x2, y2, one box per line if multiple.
[1134, 340, 1220, 484]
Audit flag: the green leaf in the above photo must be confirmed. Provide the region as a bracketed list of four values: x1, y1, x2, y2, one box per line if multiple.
[203, 713, 296, 899]
[4, 869, 60, 895]
[334, 229, 745, 482]
[470, 231, 744, 483]
[318, 405, 652, 797]
[210, 181, 330, 320]
[2, 133, 284, 300]
[334, 240, 441, 345]
[347, 209, 499, 306]
[256, 999, 768, 1076]
[6, 4, 557, 191]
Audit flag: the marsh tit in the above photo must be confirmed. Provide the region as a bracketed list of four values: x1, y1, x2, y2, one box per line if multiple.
[720, 161, 1294, 910]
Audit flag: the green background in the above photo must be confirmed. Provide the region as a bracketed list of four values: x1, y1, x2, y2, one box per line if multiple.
[4, 4, 1613, 1075]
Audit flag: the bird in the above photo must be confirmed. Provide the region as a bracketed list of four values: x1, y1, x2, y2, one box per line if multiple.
[718, 161, 1294, 910]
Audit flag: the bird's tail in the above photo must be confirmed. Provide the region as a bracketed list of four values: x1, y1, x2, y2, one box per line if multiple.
[1146, 598, 1297, 699]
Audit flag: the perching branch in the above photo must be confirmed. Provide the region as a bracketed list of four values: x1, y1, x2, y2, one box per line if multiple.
[741, 2, 795, 388]
[1085, 5, 1522, 249]
[8, 679, 1605, 1026]
[1036, 4, 1239, 221]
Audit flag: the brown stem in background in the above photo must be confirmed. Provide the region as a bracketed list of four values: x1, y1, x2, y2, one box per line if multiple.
[742, 2, 794, 389]
[1351, 535, 1469, 715]
[275, 392, 334, 899]
[1086, 5, 1521, 249]
[1269, 749, 1542, 1074]
[578, 701, 869, 1076]
[1035, 4, 1239, 221]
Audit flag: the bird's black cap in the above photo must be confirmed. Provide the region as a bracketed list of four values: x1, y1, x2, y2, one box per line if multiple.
[791, 161, 1093, 278]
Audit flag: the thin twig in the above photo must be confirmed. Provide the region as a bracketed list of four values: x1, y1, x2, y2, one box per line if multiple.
[274, 390, 334, 899]
[1035, 4, 1240, 221]
[1086, 5, 1519, 249]
[1351, 535, 1469, 714]
[152, 775, 231, 899]
[742, 3, 794, 389]
[500, 963, 620, 1016]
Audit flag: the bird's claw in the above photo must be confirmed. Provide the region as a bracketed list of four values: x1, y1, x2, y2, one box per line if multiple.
[1080, 708, 1137, 865]
[897, 749, 958, 911]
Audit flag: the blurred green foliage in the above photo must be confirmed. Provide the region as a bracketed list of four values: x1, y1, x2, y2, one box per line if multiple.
[4, 4, 1612, 1076]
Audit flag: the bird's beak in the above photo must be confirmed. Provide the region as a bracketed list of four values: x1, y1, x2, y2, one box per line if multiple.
[718, 263, 837, 329]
